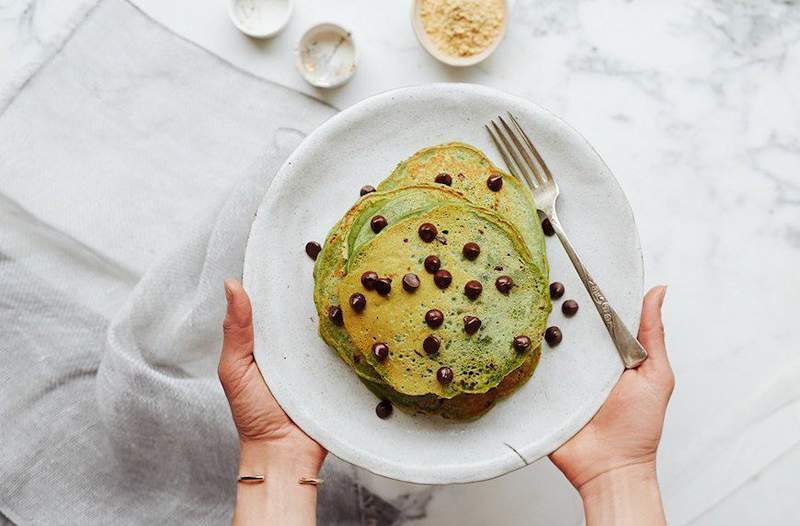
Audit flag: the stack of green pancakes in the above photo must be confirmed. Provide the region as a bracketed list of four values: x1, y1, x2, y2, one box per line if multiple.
[314, 143, 551, 419]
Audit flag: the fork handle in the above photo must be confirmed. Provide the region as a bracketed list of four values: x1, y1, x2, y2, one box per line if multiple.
[545, 210, 647, 369]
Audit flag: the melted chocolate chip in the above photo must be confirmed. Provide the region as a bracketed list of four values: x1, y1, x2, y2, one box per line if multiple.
[463, 315, 482, 334]
[542, 218, 555, 236]
[545, 326, 562, 346]
[349, 293, 366, 312]
[328, 306, 343, 326]
[424, 255, 441, 273]
[418, 223, 438, 242]
[402, 273, 420, 292]
[372, 342, 389, 362]
[305, 241, 321, 260]
[423, 335, 441, 355]
[434, 270, 452, 289]
[549, 282, 565, 300]
[375, 399, 393, 419]
[464, 280, 483, 300]
[360, 185, 376, 196]
[436, 366, 454, 385]
[361, 271, 379, 290]
[370, 215, 388, 233]
[487, 174, 503, 191]
[462, 242, 481, 260]
[434, 173, 453, 186]
[495, 275, 514, 294]
[513, 335, 531, 352]
[562, 299, 579, 317]
[425, 309, 444, 328]
[374, 277, 392, 296]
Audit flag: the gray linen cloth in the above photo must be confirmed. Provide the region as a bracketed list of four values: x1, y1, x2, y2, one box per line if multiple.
[0, 0, 435, 523]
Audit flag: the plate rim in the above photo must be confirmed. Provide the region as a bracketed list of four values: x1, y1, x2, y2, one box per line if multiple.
[243, 82, 643, 484]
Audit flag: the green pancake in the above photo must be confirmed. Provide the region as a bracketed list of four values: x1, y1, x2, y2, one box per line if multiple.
[338, 203, 551, 399]
[378, 142, 548, 276]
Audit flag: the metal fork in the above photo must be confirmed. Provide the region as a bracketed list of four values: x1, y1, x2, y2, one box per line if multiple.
[486, 113, 647, 369]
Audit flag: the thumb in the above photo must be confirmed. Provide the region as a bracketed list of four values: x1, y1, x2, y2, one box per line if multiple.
[221, 279, 254, 363]
[637, 285, 673, 383]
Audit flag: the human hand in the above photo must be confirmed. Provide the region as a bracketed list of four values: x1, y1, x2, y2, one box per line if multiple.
[218, 279, 326, 471]
[549, 286, 673, 494]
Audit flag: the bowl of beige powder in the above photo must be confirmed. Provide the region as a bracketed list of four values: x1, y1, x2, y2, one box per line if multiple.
[412, 0, 508, 67]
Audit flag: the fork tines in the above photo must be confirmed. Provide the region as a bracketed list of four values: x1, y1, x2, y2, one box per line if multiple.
[485, 113, 553, 190]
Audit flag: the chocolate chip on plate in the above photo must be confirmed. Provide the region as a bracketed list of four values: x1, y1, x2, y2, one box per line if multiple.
[462, 242, 481, 260]
[434, 172, 452, 186]
[402, 273, 420, 292]
[349, 293, 366, 312]
[374, 277, 392, 296]
[464, 280, 483, 300]
[418, 223, 438, 242]
[305, 241, 321, 260]
[541, 218, 555, 237]
[423, 335, 441, 355]
[487, 174, 503, 191]
[545, 326, 562, 346]
[372, 342, 389, 362]
[562, 299, 579, 317]
[360, 185, 376, 196]
[375, 399, 393, 419]
[425, 309, 444, 328]
[361, 271, 379, 290]
[371, 215, 388, 233]
[513, 335, 531, 352]
[433, 269, 452, 289]
[424, 255, 441, 273]
[549, 282, 565, 300]
[463, 315, 482, 334]
[495, 275, 514, 294]
[328, 306, 343, 326]
[436, 366, 454, 385]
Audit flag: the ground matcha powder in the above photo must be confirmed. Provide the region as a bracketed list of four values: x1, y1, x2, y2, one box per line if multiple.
[420, 0, 506, 58]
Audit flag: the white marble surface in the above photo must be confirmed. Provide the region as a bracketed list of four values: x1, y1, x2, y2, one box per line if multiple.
[3, 0, 799, 524]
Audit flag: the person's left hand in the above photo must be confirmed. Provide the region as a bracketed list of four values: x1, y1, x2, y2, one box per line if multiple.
[218, 279, 326, 468]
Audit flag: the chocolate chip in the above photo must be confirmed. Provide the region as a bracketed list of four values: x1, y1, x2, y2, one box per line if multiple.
[434, 173, 452, 186]
[487, 174, 503, 191]
[436, 366, 453, 385]
[371, 215, 388, 233]
[360, 185, 376, 196]
[549, 282, 565, 299]
[425, 309, 444, 328]
[418, 223, 437, 242]
[424, 255, 441, 273]
[353, 353, 362, 364]
[513, 335, 531, 352]
[463, 315, 482, 334]
[464, 280, 483, 300]
[305, 241, 321, 260]
[562, 299, 579, 317]
[423, 335, 440, 355]
[402, 273, 420, 292]
[328, 306, 343, 326]
[545, 326, 562, 346]
[372, 342, 389, 362]
[434, 270, 452, 289]
[462, 242, 481, 260]
[361, 271, 379, 290]
[375, 277, 392, 296]
[542, 218, 555, 236]
[495, 275, 514, 294]
[349, 293, 366, 312]
[375, 399, 393, 419]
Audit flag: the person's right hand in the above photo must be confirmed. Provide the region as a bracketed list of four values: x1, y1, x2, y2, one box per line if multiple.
[549, 286, 674, 491]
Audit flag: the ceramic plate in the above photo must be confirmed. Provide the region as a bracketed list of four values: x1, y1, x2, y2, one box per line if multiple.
[243, 84, 642, 484]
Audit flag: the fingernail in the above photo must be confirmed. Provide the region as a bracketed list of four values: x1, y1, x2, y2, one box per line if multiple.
[658, 285, 667, 307]
[224, 279, 235, 302]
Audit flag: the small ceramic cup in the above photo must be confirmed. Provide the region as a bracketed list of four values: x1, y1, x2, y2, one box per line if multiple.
[295, 23, 358, 88]
[228, 0, 293, 39]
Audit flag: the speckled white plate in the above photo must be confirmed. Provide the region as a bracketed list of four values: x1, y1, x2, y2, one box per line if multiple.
[243, 84, 642, 485]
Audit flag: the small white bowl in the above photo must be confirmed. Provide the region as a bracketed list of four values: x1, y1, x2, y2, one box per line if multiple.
[296, 23, 358, 89]
[411, 0, 508, 67]
[228, 0, 293, 39]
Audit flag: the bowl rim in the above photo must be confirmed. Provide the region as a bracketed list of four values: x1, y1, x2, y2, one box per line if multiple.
[228, 0, 294, 39]
[295, 22, 358, 89]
